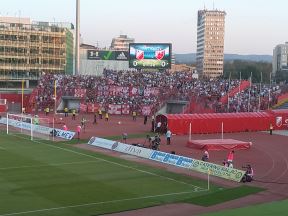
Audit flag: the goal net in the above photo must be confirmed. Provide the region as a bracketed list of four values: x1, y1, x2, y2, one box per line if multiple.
[6, 113, 52, 141]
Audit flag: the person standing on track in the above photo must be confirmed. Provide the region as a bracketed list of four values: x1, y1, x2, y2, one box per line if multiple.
[64, 107, 68, 117]
[98, 109, 103, 119]
[72, 109, 76, 120]
[93, 112, 97, 124]
[144, 115, 148, 125]
[166, 129, 172, 145]
[105, 112, 109, 121]
[76, 125, 81, 141]
[227, 150, 235, 167]
[132, 111, 137, 121]
[156, 121, 162, 133]
[269, 123, 273, 135]
[151, 115, 155, 132]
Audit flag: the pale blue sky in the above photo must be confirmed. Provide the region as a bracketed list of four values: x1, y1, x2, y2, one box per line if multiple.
[1, 0, 287, 54]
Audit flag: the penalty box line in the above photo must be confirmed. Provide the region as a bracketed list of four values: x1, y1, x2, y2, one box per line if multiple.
[12, 134, 206, 190]
[0, 189, 207, 216]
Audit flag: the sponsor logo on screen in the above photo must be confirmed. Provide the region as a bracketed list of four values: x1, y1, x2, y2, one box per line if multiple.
[87, 50, 128, 61]
[115, 51, 128, 60]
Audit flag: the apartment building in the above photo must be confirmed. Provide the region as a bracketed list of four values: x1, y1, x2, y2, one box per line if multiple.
[196, 10, 226, 78]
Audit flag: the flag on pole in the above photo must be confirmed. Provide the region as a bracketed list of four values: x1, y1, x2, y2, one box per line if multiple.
[248, 72, 252, 112]
[227, 72, 231, 112]
[237, 72, 241, 112]
[258, 72, 263, 111]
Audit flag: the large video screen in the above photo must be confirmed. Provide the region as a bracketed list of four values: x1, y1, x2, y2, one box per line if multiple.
[129, 43, 172, 69]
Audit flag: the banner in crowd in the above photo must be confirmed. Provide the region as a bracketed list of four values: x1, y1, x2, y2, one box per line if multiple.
[107, 104, 131, 115]
[121, 104, 130, 115]
[74, 89, 86, 98]
[0, 117, 75, 140]
[87, 137, 245, 182]
[144, 88, 159, 97]
[96, 86, 159, 98]
[79, 103, 101, 113]
[108, 104, 122, 115]
[130, 87, 138, 96]
[141, 106, 152, 115]
[80, 103, 87, 112]
[87, 103, 100, 113]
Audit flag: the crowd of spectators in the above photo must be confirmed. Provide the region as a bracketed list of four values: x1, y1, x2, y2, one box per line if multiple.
[216, 84, 280, 113]
[32, 69, 286, 114]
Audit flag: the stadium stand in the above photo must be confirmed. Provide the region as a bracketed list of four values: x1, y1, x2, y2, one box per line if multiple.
[27, 70, 287, 115]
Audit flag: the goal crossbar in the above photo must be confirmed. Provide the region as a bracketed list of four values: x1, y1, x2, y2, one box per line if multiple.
[6, 113, 52, 141]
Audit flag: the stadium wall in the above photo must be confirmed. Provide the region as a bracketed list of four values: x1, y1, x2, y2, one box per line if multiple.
[0, 93, 30, 112]
[80, 48, 129, 76]
[80, 59, 129, 76]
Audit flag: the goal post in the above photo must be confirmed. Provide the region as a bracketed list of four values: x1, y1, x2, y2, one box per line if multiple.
[6, 113, 52, 141]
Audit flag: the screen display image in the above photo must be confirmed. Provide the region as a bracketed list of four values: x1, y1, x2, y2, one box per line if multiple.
[129, 43, 171, 69]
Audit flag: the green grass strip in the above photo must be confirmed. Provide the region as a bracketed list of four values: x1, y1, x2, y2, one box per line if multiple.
[184, 185, 265, 206]
[201, 199, 288, 216]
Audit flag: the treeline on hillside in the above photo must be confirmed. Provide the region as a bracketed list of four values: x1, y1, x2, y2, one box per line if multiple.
[223, 60, 272, 84]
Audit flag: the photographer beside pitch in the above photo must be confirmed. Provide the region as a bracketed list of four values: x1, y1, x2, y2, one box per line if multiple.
[241, 164, 254, 182]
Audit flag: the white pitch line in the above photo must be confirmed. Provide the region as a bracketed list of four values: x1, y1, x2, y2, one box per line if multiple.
[0, 160, 101, 171]
[0, 189, 207, 216]
[11, 134, 205, 189]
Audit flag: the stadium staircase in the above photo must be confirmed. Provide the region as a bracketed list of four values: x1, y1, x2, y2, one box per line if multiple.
[26, 88, 63, 114]
[182, 80, 251, 114]
[26, 88, 38, 113]
[273, 92, 288, 110]
[182, 96, 214, 114]
[219, 80, 251, 104]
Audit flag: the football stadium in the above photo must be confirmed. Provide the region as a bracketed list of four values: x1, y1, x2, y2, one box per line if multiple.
[1, 1, 288, 216]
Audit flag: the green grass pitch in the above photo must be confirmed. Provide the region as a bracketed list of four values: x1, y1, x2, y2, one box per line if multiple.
[0, 132, 263, 216]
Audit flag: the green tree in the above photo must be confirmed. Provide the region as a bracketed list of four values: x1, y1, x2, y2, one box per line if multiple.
[223, 60, 272, 83]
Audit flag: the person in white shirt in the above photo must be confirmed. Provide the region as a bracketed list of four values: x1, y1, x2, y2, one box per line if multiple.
[156, 121, 162, 133]
[166, 129, 172, 145]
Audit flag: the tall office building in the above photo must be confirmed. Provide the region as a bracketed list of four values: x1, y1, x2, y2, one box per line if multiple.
[0, 17, 74, 85]
[272, 42, 288, 76]
[110, 35, 134, 51]
[196, 9, 226, 78]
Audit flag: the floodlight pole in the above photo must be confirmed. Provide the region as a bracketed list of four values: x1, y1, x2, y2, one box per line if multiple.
[75, 0, 80, 75]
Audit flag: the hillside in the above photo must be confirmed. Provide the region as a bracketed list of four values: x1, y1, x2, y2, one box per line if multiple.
[175, 53, 272, 64]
